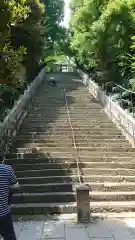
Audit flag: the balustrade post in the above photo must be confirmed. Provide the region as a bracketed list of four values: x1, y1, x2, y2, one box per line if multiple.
[76, 185, 90, 223]
[131, 92, 134, 118]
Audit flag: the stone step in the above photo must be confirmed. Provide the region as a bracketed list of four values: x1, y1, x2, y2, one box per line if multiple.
[80, 157, 135, 162]
[76, 143, 130, 148]
[74, 129, 121, 132]
[12, 162, 135, 171]
[15, 135, 125, 140]
[16, 167, 135, 178]
[13, 146, 135, 153]
[90, 201, 135, 213]
[8, 151, 135, 159]
[69, 105, 102, 108]
[78, 151, 135, 157]
[68, 113, 108, 116]
[17, 131, 72, 136]
[13, 162, 77, 171]
[14, 142, 73, 148]
[27, 113, 68, 117]
[70, 113, 110, 115]
[75, 139, 127, 143]
[78, 147, 135, 152]
[28, 111, 68, 114]
[22, 119, 113, 124]
[11, 201, 135, 215]
[21, 123, 115, 128]
[28, 112, 108, 115]
[26, 116, 109, 121]
[12, 147, 75, 153]
[20, 183, 74, 193]
[89, 191, 135, 201]
[31, 98, 66, 101]
[6, 157, 76, 165]
[23, 122, 71, 127]
[13, 142, 130, 148]
[13, 139, 128, 145]
[18, 182, 135, 193]
[12, 191, 135, 204]
[72, 124, 117, 128]
[88, 182, 135, 192]
[33, 99, 65, 102]
[18, 127, 120, 132]
[21, 126, 118, 131]
[30, 104, 101, 107]
[75, 134, 124, 138]
[19, 128, 72, 132]
[29, 107, 106, 111]
[16, 168, 77, 178]
[13, 192, 76, 204]
[7, 150, 135, 158]
[11, 202, 75, 215]
[81, 162, 135, 169]
[7, 152, 76, 158]
[6, 156, 135, 165]
[21, 141, 131, 149]
[83, 175, 135, 182]
[16, 133, 123, 138]
[15, 136, 125, 143]
[18, 175, 79, 184]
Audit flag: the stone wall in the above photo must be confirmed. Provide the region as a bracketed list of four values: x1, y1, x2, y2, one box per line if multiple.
[78, 70, 135, 146]
[0, 69, 45, 152]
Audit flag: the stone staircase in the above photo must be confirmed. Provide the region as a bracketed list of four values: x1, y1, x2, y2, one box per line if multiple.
[6, 73, 135, 215]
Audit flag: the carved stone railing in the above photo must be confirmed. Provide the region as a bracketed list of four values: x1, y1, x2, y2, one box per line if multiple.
[0, 69, 45, 153]
[78, 70, 135, 146]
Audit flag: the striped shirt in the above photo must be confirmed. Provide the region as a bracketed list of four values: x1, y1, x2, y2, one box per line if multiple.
[0, 164, 17, 216]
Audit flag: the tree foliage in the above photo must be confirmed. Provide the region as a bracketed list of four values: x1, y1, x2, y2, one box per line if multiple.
[0, 0, 30, 87]
[0, 0, 65, 121]
[42, 0, 64, 56]
[70, 0, 135, 85]
[0, 0, 65, 87]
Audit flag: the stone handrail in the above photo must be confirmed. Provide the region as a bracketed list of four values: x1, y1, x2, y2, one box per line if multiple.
[78, 70, 135, 146]
[0, 68, 45, 152]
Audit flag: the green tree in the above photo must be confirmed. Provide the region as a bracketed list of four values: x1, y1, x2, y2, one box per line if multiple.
[70, 0, 135, 84]
[0, 0, 67, 121]
[43, 0, 64, 53]
[0, 0, 30, 87]
[11, 0, 46, 81]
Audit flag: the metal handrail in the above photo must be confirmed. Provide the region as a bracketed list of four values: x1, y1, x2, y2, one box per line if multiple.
[113, 83, 135, 94]
[104, 82, 135, 118]
[64, 88, 82, 184]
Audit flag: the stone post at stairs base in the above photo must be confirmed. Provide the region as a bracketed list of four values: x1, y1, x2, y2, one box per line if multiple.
[76, 185, 90, 223]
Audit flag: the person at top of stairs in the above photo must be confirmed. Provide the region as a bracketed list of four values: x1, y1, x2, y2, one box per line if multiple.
[49, 76, 57, 86]
[0, 151, 20, 240]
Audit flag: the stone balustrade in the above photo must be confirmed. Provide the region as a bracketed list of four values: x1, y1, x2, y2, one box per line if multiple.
[0, 69, 45, 152]
[78, 70, 135, 146]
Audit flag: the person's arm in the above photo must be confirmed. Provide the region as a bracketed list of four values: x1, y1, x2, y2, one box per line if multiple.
[8, 166, 20, 190]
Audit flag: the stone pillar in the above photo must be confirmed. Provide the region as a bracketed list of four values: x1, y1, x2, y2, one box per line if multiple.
[76, 185, 90, 223]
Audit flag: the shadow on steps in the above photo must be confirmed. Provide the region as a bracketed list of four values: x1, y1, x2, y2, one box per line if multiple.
[6, 152, 77, 215]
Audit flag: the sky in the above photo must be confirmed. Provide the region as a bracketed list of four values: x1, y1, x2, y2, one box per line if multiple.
[63, 0, 71, 28]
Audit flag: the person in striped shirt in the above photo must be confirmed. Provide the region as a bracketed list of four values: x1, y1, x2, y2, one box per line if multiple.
[0, 151, 20, 240]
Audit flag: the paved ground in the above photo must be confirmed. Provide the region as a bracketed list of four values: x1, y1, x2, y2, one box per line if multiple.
[11, 214, 135, 240]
